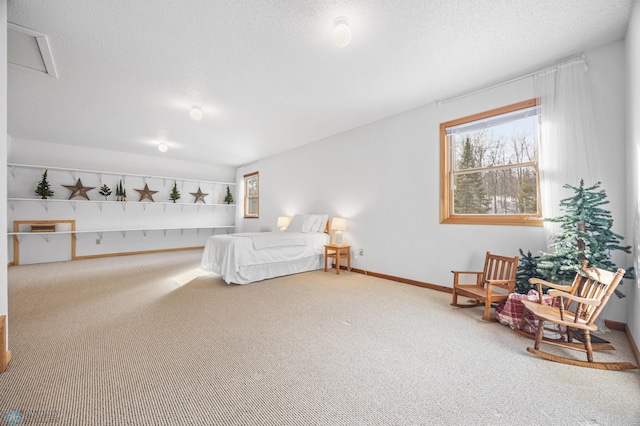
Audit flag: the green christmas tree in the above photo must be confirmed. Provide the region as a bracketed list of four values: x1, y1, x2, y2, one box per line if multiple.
[224, 186, 234, 204]
[35, 169, 55, 199]
[169, 181, 181, 203]
[535, 180, 633, 297]
[514, 249, 541, 294]
[99, 184, 112, 200]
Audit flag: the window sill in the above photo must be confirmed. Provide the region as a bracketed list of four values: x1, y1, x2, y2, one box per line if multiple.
[440, 215, 543, 226]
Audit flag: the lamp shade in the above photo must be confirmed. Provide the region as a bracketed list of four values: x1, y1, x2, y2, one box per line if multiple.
[190, 106, 203, 120]
[331, 217, 347, 232]
[332, 17, 351, 48]
[277, 216, 290, 230]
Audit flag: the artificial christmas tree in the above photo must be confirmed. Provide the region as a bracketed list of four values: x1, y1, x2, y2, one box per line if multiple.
[514, 249, 540, 294]
[224, 186, 234, 204]
[34, 169, 54, 199]
[518, 179, 633, 297]
[170, 181, 181, 203]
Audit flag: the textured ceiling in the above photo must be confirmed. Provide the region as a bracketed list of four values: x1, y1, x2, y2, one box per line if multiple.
[7, 1, 635, 167]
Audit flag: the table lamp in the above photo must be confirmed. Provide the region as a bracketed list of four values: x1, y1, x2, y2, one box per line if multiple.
[277, 216, 290, 231]
[331, 217, 346, 245]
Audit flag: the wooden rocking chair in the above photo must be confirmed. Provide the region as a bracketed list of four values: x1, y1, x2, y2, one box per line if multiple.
[521, 260, 638, 370]
[451, 252, 518, 321]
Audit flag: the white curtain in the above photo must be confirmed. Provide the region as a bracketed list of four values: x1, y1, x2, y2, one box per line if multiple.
[535, 56, 611, 332]
[534, 55, 598, 240]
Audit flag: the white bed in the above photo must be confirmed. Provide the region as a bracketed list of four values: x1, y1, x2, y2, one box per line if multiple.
[201, 214, 330, 284]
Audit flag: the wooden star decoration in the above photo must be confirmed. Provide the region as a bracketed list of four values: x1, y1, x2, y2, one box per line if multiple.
[135, 183, 158, 202]
[63, 179, 95, 200]
[190, 187, 208, 204]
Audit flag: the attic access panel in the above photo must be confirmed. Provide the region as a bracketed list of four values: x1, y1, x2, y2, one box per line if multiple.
[8, 22, 58, 78]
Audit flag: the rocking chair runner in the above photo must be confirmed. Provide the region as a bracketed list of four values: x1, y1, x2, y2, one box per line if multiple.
[451, 252, 518, 321]
[521, 260, 638, 370]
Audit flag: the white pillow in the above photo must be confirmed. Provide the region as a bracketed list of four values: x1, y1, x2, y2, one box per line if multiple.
[314, 214, 329, 233]
[301, 215, 316, 233]
[307, 214, 322, 232]
[285, 214, 306, 232]
[286, 213, 328, 233]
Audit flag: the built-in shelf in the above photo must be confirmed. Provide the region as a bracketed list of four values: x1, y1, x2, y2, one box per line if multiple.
[7, 197, 236, 212]
[7, 163, 237, 264]
[8, 225, 235, 237]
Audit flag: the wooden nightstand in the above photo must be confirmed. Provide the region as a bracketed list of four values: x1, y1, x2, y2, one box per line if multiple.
[324, 244, 351, 275]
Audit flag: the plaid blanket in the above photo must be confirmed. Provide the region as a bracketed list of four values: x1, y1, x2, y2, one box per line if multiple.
[495, 290, 566, 340]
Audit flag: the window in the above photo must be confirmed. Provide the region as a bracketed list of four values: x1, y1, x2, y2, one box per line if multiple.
[243, 172, 259, 218]
[440, 99, 541, 226]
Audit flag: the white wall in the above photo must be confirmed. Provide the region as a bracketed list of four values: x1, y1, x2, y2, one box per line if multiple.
[7, 138, 237, 263]
[626, 2, 640, 345]
[238, 40, 631, 322]
[588, 41, 631, 322]
[1, 0, 8, 347]
[9, 138, 236, 182]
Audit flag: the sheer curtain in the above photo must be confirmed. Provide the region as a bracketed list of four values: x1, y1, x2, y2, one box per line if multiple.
[534, 55, 598, 240]
[535, 56, 610, 331]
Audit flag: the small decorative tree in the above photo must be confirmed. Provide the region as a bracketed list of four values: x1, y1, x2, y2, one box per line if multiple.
[515, 249, 540, 294]
[224, 186, 234, 204]
[35, 169, 54, 199]
[115, 180, 127, 202]
[99, 184, 112, 200]
[169, 181, 181, 203]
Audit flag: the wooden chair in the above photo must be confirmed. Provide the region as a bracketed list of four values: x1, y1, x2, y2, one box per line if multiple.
[521, 260, 637, 370]
[451, 252, 518, 321]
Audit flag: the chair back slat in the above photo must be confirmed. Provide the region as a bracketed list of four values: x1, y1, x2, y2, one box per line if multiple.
[483, 252, 517, 282]
[572, 260, 625, 325]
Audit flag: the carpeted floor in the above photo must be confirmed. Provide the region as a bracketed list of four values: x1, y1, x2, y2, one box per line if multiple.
[1, 250, 639, 425]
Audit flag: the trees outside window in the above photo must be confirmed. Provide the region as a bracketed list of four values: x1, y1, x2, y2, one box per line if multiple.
[440, 99, 541, 226]
[243, 172, 259, 218]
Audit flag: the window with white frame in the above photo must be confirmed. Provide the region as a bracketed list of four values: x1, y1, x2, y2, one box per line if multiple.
[440, 99, 542, 226]
[243, 172, 259, 218]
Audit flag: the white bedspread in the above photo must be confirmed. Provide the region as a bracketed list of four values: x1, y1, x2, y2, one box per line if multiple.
[201, 231, 329, 284]
[247, 232, 308, 249]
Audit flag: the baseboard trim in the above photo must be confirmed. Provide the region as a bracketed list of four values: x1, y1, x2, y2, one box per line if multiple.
[74, 246, 204, 261]
[610, 321, 640, 368]
[626, 324, 640, 368]
[348, 267, 451, 293]
[604, 319, 625, 332]
[9, 246, 205, 267]
[606, 320, 640, 368]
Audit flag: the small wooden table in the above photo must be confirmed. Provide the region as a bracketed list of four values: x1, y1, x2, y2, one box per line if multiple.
[324, 244, 351, 275]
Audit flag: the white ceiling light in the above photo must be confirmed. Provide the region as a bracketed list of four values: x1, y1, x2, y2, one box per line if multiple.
[190, 106, 203, 121]
[332, 17, 351, 48]
[158, 143, 168, 152]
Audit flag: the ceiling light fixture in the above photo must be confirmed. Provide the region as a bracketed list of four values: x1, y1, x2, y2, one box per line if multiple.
[158, 144, 168, 152]
[332, 17, 352, 48]
[190, 106, 203, 121]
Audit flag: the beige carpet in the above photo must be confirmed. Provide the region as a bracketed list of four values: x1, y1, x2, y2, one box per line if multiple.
[1, 250, 639, 425]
